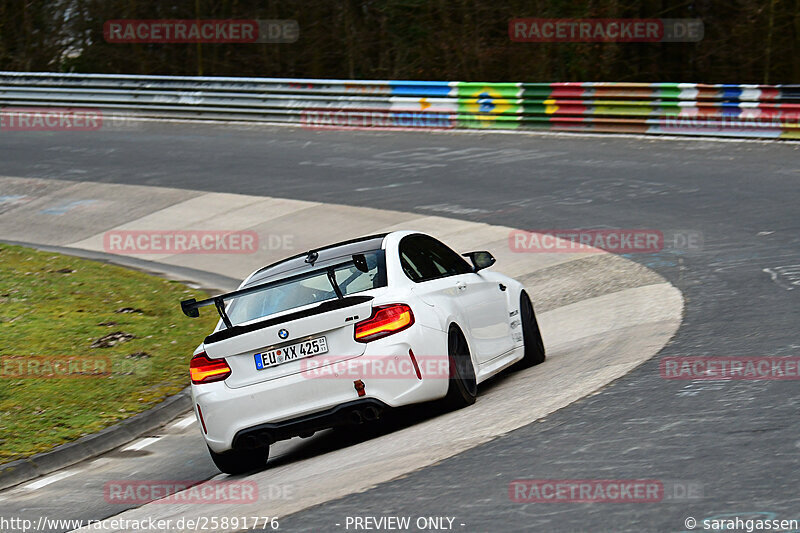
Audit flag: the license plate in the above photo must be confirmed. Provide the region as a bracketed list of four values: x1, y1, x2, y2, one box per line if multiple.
[254, 336, 328, 370]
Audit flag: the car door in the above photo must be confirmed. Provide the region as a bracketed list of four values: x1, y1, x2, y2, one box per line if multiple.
[399, 235, 512, 363]
[398, 237, 466, 338]
[423, 240, 514, 363]
[458, 270, 515, 363]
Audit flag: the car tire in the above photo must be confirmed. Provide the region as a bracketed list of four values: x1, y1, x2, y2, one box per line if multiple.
[443, 326, 477, 409]
[517, 291, 546, 368]
[208, 445, 270, 475]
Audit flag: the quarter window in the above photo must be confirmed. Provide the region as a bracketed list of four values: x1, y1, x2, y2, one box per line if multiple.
[399, 235, 472, 282]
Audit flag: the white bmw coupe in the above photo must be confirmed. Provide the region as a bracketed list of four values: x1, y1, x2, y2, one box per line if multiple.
[181, 231, 545, 474]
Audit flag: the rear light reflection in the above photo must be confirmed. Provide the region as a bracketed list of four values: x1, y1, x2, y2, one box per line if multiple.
[196, 404, 208, 434]
[354, 304, 414, 342]
[190, 352, 231, 384]
[408, 349, 422, 380]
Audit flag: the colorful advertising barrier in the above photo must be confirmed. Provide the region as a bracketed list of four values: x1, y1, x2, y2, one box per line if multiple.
[0, 72, 797, 139]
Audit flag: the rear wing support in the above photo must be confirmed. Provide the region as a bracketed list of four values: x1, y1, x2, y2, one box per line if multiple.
[181, 296, 233, 329]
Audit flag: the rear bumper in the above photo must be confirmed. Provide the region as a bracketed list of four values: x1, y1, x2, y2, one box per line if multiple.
[193, 326, 448, 453]
[232, 398, 389, 450]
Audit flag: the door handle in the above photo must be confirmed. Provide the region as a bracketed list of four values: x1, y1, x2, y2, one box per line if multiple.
[456, 281, 467, 291]
[498, 283, 507, 291]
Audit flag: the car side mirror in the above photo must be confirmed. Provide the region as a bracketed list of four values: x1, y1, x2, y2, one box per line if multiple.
[462, 251, 496, 272]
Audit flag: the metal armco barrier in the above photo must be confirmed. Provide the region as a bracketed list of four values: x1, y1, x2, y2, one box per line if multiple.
[1, 71, 799, 139]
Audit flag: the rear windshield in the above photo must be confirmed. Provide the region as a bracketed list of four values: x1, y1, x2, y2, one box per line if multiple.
[225, 250, 386, 326]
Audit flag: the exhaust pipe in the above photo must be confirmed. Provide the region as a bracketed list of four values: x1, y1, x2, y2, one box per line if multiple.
[256, 430, 277, 447]
[350, 410, 364, 425]
[241, 434, 260, 449]
[363, 406, 380, 422]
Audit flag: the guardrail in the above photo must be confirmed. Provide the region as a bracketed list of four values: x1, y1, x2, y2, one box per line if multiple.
[1, 71, 799, 139]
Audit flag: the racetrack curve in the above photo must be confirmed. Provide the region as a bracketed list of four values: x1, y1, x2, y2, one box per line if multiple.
[0, 122, 798, 532]
[0, 176, 680, 531]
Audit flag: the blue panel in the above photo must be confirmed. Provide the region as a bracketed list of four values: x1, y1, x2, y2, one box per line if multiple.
[720, 103, 742, 116]
[390, 81, 452, 96]
[721, 85, 743, 100]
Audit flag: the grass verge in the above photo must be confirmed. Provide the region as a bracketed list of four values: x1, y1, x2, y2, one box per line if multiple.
[0, 243, 218, 464]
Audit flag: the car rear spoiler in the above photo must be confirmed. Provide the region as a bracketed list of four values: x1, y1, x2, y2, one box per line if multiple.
[202, 295, 374, 345]
[180, 254, 372, 329]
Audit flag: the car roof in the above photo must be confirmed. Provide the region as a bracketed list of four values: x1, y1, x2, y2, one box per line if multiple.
[245, 233, 389, 286]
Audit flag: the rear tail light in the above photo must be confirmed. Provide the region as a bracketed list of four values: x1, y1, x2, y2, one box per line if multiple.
[354, 304, 414, 342]
[190, 352, 231, 384]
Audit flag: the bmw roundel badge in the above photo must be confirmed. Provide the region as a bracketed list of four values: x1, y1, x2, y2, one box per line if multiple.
[278, 328, 289, 340]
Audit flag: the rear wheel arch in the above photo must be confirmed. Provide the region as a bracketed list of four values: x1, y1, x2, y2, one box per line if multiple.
[443, 323, 478, 408]
[516, 290, 546, 368]
[447, 322, 477, 365]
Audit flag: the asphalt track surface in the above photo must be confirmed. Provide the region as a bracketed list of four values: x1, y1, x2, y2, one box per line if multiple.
[1, 123, 799, 532]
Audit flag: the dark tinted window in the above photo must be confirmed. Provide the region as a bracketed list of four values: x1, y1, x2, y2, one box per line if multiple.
[399, 235, 472, 282]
